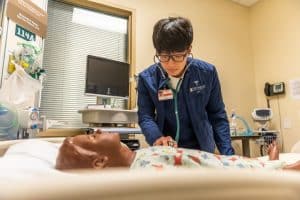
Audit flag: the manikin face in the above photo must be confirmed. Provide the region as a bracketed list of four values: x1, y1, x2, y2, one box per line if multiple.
[68, 132, 132, 168]
[70, 132, 122, 154]
[157, 49, 190, 77]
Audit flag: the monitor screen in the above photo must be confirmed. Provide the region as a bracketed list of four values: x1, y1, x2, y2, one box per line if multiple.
[85, 55, 129, 98]
[255, 109, 271, 118]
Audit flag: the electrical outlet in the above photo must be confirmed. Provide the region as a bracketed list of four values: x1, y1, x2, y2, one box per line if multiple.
[283, 118, 292, 129]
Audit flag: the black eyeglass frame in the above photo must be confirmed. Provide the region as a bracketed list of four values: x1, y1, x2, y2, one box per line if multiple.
[154, 52, 189, 63]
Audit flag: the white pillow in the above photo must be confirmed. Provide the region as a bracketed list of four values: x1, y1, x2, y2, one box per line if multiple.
[2, 140, 61, 169]
[0, 140, 64, 181]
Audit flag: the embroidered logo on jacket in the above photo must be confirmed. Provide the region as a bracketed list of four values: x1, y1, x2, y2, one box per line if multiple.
[190, 81, 206, 93]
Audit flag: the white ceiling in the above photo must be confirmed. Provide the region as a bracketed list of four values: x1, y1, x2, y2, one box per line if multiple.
[231, 0, 259, 7]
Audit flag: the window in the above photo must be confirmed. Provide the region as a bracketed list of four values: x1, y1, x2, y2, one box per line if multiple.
[40, 0, 129, 128]
[72, 8, 127, 34]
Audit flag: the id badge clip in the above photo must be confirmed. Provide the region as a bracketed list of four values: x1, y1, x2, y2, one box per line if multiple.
[158, 89, 173, 101]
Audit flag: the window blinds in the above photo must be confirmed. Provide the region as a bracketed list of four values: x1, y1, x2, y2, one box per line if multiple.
[40, 0, 128, 128]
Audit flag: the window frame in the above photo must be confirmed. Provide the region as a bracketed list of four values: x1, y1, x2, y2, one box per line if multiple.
[50, 0, 136, 109]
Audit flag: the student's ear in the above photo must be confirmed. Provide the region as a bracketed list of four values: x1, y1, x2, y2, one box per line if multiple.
[188, 45, 192, 53]
[92, 156, 108, 169]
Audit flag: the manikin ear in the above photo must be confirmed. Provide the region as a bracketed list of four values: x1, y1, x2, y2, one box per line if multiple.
[92, 156, 109, 169]
[70, 143, 106, 169]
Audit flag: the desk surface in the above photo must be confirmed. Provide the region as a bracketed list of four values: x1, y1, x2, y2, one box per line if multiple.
[93, 127, 142, 134]
[38, 127, 142, 137]
[231, 135, 261, 140]
[79, 108, 137, 113]
[252, 130, 280, 134]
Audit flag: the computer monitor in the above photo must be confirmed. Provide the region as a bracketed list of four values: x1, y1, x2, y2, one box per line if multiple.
[85, 55, 129, 99]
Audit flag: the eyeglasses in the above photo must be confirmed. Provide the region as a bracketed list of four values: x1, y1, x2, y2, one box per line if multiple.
[155, 52, 188, 63]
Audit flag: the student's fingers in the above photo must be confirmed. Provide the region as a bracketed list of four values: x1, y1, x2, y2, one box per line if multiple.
[167, 140, 177, 148]
[154, 141, 163, 146]
[154, 137, 170, 146]
[166, 136, 173, 141]
[164, 136, 175, 146]
[162, 139, 169, 146]
[153, 137, 164, 146]
[154, 136, 177, 147]
[165, 136, 177, 147]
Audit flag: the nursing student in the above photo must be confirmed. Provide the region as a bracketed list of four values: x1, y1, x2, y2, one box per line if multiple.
[137, 16, 234, 155]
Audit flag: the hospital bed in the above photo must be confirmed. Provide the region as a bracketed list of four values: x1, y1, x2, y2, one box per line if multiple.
[1, 138, 300, 200]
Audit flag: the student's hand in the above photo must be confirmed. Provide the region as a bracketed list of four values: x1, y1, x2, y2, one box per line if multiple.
[153, 136, 177, 147]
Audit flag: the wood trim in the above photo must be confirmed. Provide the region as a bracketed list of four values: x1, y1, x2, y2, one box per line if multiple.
[58, 0, 133, 17]
[128, 12, 137, 110]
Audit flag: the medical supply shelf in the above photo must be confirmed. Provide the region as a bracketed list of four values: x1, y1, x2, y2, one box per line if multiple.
[231, 130, 279, 157]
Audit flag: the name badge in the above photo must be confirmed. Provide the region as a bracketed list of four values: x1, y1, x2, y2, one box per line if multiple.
[158, 89, 173, 101]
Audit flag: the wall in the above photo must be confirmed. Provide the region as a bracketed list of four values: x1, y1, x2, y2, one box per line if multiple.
[92, 0, 256, 125]
[250, 0, 300, 152]
[90, 0, 257, 155]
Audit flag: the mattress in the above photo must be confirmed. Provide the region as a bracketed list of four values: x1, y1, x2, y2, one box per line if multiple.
[1, 138, 300, 200]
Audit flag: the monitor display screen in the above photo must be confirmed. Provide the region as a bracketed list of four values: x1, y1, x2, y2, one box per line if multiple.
[256, 109, 271, 117]
[85, 55, 129, 98]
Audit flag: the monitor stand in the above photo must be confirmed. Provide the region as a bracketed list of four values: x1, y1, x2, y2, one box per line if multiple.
[96, 96, 111, 108]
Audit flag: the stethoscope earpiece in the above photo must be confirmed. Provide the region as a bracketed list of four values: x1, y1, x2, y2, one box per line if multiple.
[153, 55, 160, 64]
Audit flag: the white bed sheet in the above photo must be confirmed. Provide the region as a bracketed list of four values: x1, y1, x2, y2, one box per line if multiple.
[1, 139, 300, 200]
[258, 153, 300, 165]
[2, 139, 300, 171]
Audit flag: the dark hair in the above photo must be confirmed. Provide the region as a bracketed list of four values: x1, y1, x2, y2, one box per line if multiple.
[152, 17, 193, 53]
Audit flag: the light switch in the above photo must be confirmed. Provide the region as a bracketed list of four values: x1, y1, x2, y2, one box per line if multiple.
[283, 118, 292, 129]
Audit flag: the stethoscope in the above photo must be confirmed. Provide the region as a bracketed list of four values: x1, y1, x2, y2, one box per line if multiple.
[157, 58, 193, 144]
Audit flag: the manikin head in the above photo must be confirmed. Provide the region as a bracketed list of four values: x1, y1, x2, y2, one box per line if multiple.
[152, 16, 193, 77]
[55, 133, 134, 170]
